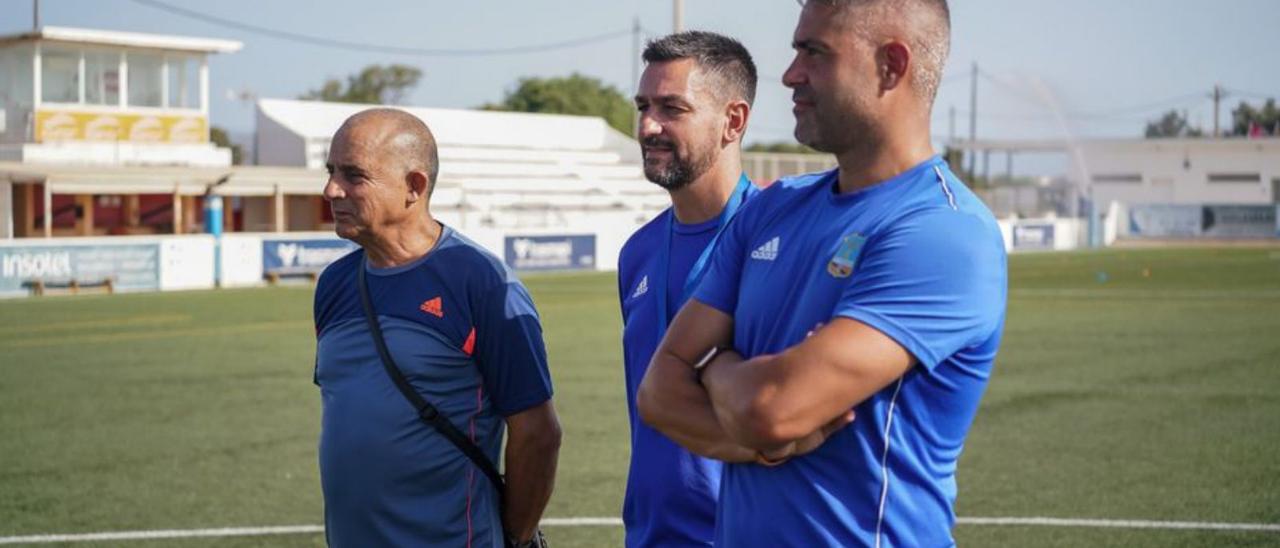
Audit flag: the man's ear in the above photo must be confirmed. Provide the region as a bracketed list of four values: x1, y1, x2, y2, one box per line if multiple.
[724, 99, 751, 145]
[878, 41, 911, 94]
[406, 170, 431, 204]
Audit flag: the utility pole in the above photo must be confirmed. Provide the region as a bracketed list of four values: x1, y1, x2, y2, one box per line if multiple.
[631, 17, 641, 93]
[631, 16, 642, 135]
[1211, 84, 1227, 138]
[968, 62, 978, 182]
[948, 105, 956, 144]
[673, 0, 684, 33]
[34, 0, 41, 30]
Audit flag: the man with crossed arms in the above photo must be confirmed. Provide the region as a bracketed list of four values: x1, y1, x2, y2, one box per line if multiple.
[639, 1, 1007, 546]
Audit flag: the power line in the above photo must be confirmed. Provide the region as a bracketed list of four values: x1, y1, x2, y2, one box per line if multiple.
[130, 0, 633, 57]
[932, 104, 1211, 123]
[975, 69, 1213, 120]
[1223, 88, 1276, 100]
[1072, 93, 1207, 118]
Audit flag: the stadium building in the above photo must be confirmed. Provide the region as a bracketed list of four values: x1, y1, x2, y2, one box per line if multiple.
[1, 24, 1275, 297]
[0, 25, 245, 239]
[950, 137, 1280, 245]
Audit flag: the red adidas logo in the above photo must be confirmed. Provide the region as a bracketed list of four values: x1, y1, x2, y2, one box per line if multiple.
[419, 296, 443, 318]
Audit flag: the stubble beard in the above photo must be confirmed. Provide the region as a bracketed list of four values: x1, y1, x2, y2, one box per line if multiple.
[800, 96, 880, 157]
[643, 140, 714, 191]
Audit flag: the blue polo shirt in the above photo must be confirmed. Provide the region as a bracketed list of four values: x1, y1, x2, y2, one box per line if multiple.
[314, 226, 553, 548]
[618, 179, 758, 547]
[693, 157, 1007, 547]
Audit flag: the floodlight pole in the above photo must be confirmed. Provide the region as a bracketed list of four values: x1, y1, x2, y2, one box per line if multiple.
[968, 62, 978, 183]
[632, 16, 642, 135]
[1211, 84, 1227, 138]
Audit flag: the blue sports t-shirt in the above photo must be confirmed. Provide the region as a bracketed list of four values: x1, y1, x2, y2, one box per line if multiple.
[694, 156, 1007, 547]
[618, 180, 758, 547]
[313, 226, 553, 548]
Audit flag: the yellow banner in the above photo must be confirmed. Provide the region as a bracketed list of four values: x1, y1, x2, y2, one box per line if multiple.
[34, 110, 208, 143]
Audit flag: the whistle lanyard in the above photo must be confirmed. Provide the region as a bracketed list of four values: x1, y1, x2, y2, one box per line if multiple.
[654, 174, 752, 341]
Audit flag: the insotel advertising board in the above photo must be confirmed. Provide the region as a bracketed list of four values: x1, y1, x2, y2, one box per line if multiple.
[34, 110, 208, 143]
[0, 243, 160, 296]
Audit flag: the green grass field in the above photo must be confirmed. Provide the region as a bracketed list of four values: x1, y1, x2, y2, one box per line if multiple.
[2, 247, 1279, 547]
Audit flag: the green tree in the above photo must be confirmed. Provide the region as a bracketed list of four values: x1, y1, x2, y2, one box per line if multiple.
[209, 126, 243, 165]
[300, 64, 422, 105]
[1144, 109, 1203, 138]
[744, 141, 823, 154]
[480, 73, 634, 135]
[1230, 99, 1280, 136]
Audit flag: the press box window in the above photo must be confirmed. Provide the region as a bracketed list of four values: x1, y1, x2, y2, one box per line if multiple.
[0, 44, 35, 108]
[41, 45, 80, 103]
[85, 51, 121, 106]
[167, 56, 199, 109]
[127, 52, 163, 107]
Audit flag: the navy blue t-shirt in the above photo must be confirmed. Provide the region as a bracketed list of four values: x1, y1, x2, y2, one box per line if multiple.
[694, 157, 1007, 547]
[314, 226, 553, 548]
[617, 181, 758, 548]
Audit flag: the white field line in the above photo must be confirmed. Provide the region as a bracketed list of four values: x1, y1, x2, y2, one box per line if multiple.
[954, 517, 1280, 532]
[1010, 288, 1280, 300]
[542, 517, 624, 526]
[1, 516, 1278, 544]
[0, 525, 323, 545]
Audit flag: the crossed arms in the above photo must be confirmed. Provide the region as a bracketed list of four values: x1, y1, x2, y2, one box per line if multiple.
[636, 300, 915, 462]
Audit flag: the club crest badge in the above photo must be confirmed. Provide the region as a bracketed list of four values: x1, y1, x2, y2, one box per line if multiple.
[827, 233, 866, 278]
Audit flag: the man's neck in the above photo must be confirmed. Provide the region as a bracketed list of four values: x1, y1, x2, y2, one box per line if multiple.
[362, 215, 443, 269]
[834, 126, 935, 195]
[669, 160, 742, 225]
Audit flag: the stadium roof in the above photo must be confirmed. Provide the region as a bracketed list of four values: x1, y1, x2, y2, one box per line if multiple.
[256, 98, 624, 152]
[0, 26, 243, 54]
[0, 162, 321, 196]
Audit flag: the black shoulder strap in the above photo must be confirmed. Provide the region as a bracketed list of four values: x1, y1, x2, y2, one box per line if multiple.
[356, 258, 506, 501]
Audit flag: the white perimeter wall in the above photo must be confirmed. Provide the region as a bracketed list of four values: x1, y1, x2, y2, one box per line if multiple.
[4, 212, 1107, 299]
[160, 236, 215, 290]
[995, 217, 1087, 252]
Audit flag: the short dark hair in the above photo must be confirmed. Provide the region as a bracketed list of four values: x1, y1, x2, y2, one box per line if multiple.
[642, 31, 758, 106]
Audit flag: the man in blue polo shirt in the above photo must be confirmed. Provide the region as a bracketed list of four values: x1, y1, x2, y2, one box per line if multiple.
[638, 1, 1006, 546]
[314, 108, 560, 548]
[618, 31, 761, 547]
[622, 34, 857, 547]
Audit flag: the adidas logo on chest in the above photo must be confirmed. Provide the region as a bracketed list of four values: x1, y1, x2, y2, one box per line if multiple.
[750, 237, 780, 261]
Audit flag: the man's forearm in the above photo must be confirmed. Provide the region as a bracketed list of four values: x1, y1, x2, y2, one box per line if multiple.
[502, 409, 562, 541]
[702, 318, 911, 451]
[637, 349, 756, 462]
[702, 350, 798, 451]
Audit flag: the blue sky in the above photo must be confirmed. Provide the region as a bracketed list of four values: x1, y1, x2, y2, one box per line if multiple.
[3, 0, 1277, 175]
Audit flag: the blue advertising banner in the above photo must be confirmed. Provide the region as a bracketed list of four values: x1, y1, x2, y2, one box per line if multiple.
[0, 243, 159, 295]
[1129, 204, 1278, 239]
[1012, 223, 1056, 250]
[1201, 205, 1276, 238]
[262, 238, 357, 276]
[504, 234, 596, 271]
